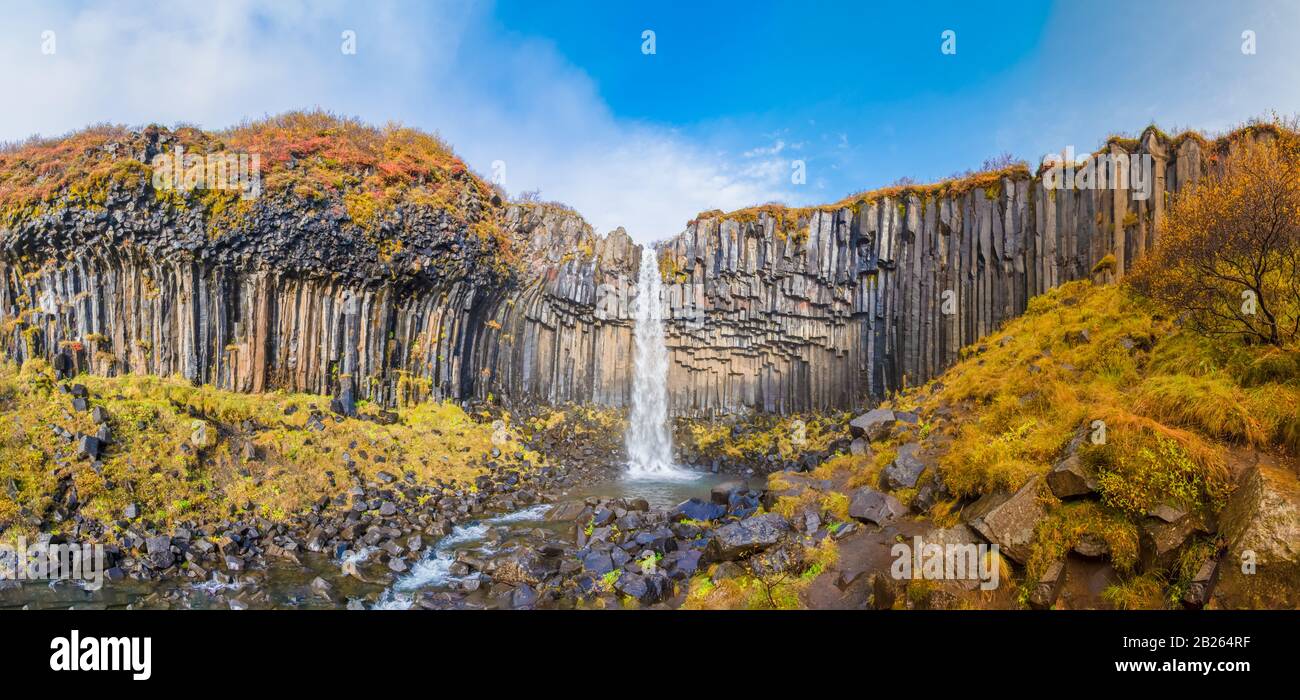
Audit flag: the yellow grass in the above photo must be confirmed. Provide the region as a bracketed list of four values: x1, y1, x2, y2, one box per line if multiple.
[0, 359, 539, 539]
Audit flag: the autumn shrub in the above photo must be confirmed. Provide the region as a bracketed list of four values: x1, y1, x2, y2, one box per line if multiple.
[1128, 136, 1300, 346]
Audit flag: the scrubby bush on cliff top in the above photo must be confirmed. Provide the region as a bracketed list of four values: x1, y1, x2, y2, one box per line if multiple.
[1128, 135, 1300, 346]
[0, 111, 518, 268]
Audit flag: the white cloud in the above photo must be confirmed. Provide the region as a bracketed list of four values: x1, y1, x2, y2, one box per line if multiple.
[0, 0, 791, 243]
[742, 140, 785, 157]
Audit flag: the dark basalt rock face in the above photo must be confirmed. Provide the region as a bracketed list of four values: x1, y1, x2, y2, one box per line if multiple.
[2, 158, 640, 408]
[0, 125, 1263, 414]
[652, 130, 1231, 415]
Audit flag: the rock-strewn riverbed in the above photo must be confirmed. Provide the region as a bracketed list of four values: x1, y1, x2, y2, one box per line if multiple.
[0, 455, 765, 610]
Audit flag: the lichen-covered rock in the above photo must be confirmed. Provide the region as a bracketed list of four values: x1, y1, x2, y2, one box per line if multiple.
[967, 476, 1050, 565]
[1046, 454, 1098, 498]
[1215, 464, 1300, 608]
[881, 442, 926, 490]
[850, 408, 897, 440]
[1137, 515, 1202, 572]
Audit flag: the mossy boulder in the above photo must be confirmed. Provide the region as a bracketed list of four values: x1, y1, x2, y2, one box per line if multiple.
[1215, 463, 1300, 608]
[967, 475, 1051, 565]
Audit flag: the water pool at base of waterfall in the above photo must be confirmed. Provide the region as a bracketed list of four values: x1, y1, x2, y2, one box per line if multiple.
[561, 471, 758, 510]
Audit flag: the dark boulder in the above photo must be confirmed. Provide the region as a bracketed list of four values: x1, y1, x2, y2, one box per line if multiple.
[670, 498, 726, 523]
[614, 572, 666, 605]
[145, 536, 174, 569]
[1046, 454, 1098, 498]
[509, 584, 538, 609]
[75, 434, 101, 460]
[880, 442, 926, 490]
[710, 479, 747, 505]
[966, 476, 1049, 564]
[494, 549, 544, 586]
[1215, 463, 1300, 608]
[663, 549, 702, 579]
[1028, 560, 1066, 610]
[581, 550, 615, 576]
[848, 487, 905, 526]
[1181, 557, 1221, 610]
[706, 513, 789, 561]
[911, 473, 949, 514]
[1137, 516, 1200, 572]
[849, 408, 896, 441]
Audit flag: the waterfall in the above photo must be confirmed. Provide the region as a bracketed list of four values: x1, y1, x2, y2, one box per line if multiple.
[625, 247, 693, 480]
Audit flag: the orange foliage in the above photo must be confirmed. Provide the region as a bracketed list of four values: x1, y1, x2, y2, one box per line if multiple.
[0, 111, 519, 271]
[0, 124, 133, 206]
[1128, 136, 1300, 346]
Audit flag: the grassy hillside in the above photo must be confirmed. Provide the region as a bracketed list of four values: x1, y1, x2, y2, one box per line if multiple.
[0, 358, 542, 542]
[820, 279, 1297, 607]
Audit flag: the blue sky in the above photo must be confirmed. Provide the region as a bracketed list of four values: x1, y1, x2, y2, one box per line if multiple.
[1, 0, 1298, 242]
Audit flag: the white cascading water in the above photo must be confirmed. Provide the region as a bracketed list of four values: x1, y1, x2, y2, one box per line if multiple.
[373, 503, 552, 609]
[625, 247, 694, 480]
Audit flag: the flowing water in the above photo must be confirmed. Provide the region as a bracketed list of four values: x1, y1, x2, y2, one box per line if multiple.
[374, 503, 554, 610]
[625, 247, 694, 480]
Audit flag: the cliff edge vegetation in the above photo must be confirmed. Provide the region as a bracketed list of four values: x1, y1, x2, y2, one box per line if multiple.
[0, 110, 520, 281]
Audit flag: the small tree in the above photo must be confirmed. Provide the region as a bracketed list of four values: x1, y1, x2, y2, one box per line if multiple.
[1128, 137, 1300, 346]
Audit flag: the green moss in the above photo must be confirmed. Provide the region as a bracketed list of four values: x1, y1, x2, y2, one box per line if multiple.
[1090, 254, 1116, 276]
[0, 360, 540, 539]
[1088, 435, 1229, 516]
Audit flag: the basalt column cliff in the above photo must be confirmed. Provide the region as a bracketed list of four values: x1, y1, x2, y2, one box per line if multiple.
[0, 119, 640, 410]
[654, 127, 1262, 415]
[0, 119, 1276, 415]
